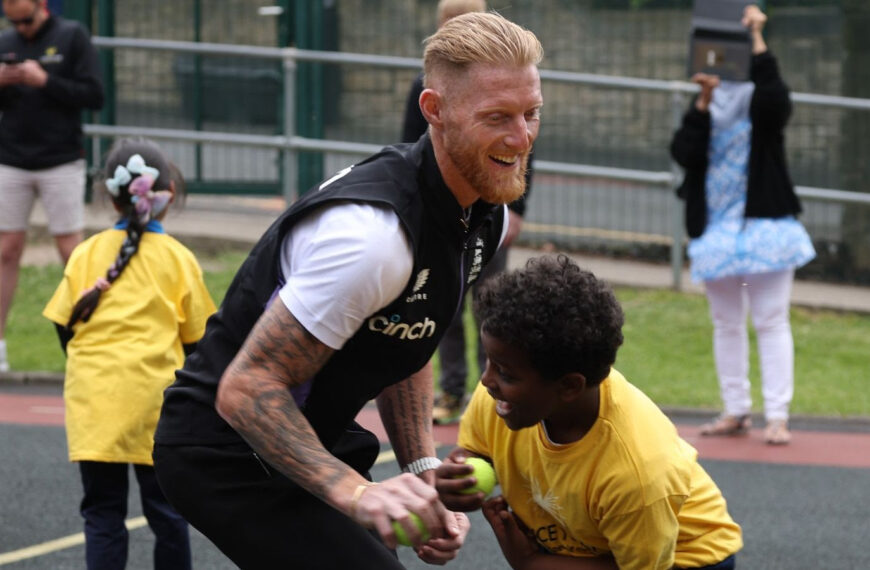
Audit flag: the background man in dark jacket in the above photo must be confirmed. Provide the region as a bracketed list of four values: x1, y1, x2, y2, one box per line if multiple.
[0, 0, 103, 372]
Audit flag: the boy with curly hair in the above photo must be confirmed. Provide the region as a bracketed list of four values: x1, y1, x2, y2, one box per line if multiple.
[436, 255, 743, 569]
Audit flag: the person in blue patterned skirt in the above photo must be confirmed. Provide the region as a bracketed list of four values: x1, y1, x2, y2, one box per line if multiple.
[670, 4, 814, 445]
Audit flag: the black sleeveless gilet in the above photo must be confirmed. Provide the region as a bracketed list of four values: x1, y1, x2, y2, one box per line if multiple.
[155, 135, 506, 453]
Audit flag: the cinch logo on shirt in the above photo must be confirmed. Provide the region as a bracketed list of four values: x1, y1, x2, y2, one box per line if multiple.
[367, 314, 436, 340]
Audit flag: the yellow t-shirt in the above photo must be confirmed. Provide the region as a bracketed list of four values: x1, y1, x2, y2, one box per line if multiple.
[458, 369, 743, 569]
[43, 229, 216, 465]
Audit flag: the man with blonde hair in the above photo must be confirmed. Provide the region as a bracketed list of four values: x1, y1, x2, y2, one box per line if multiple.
[403, 2, 537, 425]
[0, 0, 103, 373]
[154, 11, 543, 569]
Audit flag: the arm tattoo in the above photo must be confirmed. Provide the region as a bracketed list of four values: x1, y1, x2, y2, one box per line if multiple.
[377, 365, 435, 468]
[219, 300, 350, 500]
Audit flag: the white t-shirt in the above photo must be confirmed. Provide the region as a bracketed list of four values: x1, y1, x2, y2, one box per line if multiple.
[278, 202, 413, 350]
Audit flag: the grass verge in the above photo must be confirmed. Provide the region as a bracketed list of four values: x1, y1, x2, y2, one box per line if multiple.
[6, 251, 869, 418]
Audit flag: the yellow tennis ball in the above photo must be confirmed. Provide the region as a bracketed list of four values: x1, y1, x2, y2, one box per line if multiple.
[392, 513, 430, 547]
[458, 457, 497, 497]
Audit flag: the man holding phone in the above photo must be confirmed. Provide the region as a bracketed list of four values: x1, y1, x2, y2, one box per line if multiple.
[0, 0, 103, 372]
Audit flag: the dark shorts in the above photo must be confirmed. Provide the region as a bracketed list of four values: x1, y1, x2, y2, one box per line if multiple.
[153, 425, 400, 569]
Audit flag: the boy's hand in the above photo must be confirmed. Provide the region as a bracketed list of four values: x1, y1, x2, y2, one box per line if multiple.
[434, 450, 487, 512]
[481, 496, 539, 568]
[413, 511, 471, 566]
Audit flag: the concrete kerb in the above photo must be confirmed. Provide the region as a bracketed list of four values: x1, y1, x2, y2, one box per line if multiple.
[0, 370, 65, 385]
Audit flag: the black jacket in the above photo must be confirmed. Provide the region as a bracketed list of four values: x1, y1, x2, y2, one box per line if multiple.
[670, 51, 802, 238]
[155, 135, 506, 453]
[0, 15, 104, 169]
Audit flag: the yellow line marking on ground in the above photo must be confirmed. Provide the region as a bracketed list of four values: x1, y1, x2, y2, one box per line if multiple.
[376, 449, 397, 465]
[0, 517, 146, 565]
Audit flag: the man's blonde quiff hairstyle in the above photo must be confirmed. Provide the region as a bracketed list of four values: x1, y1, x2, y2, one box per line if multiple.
[422, 12, 543, 90]
[437, 0, 486, 27]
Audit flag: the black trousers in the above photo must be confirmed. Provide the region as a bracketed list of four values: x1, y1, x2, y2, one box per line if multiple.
[79, 461, 191, 570]
[153, 426, 403, 569]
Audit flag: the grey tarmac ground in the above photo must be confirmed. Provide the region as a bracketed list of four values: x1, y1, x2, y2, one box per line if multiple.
[2, 385, 870, 570]
[3, 196, 869, 569]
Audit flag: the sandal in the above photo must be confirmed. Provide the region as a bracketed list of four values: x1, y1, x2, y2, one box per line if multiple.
[764, 419, 791, 445]
[699, 414, 751, 437]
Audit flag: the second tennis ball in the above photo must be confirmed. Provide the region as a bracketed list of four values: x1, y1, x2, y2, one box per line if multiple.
[457, 457, 497, 497]
[392, 513, 430, 546]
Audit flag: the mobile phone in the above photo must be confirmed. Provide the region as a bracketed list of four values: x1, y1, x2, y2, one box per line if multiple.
[0, 53, 24, 65]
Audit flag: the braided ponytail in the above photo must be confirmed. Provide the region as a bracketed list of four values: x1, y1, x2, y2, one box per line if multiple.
[66, 216, 146, 328]
[66, 138, 179, 330]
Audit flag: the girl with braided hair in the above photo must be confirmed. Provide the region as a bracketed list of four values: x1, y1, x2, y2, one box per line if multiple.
[43, 137, 215, 570]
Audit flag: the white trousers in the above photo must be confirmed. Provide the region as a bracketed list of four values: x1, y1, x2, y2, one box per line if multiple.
[704, 269, 795, 421]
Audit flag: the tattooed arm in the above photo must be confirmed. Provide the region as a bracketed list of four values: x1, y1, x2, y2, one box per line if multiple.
[216, 298, 346, 499]
[376, 361, 437, 484]
[216, 300, 459, 549]
[377, 361, 475, 563]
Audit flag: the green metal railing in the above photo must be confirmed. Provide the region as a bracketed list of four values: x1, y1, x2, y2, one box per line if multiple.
[84, 38, 870, 290]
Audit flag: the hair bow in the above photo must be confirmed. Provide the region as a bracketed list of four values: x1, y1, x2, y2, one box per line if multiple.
[105, 154, 161, 196]
[128, 174, 172, 223]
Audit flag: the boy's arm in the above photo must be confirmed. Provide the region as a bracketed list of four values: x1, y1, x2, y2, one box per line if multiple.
[482, 497, 618, 570]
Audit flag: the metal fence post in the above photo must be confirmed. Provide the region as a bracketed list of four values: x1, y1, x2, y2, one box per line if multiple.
[670, 87, 687, 291]
[193, 0, 203, 185]
[282, 50, 298, 206]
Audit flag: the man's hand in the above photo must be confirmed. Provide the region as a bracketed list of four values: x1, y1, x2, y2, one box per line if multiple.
[0, 60, 47, 88]
[690, 73, 720, 113]
[414, 511, 471, 565]
[351, 473, 461, 550]
[0, 62, 23, 87]
[434, 448, 489, 512]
